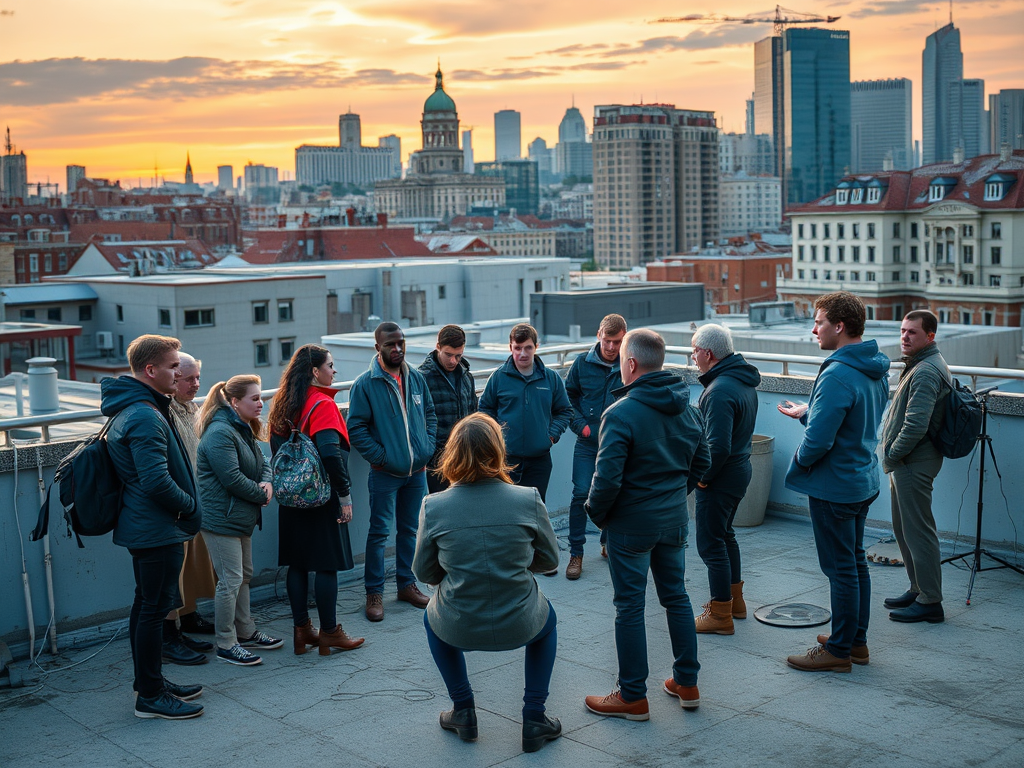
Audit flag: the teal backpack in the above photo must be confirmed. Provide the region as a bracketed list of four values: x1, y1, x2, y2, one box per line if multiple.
[271, 401, 332, 509]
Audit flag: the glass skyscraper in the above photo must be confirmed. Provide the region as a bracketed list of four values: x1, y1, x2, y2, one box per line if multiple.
[851, 79, 913, 172]
[783, 28, 851, 205]
[922, 23, 963, 164]
[476, 160, 539, 215]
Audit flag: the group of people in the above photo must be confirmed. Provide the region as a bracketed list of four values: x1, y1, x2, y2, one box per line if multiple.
[99, 290, 952, 753]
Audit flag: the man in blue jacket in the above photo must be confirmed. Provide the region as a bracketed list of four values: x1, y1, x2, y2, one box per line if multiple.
[348, 322, 437, 622]
[479, 323, 572, 504]
[102, 334, 203, 720]
[778, 292, 890, 673]
[584, 329, 711, 721]
[563, 313, 626, 580]
[690, 323, 761, 635]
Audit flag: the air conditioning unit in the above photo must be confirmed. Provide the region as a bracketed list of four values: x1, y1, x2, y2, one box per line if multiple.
[96, 331, 114, 350]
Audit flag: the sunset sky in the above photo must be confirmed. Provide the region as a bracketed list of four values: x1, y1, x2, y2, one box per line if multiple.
[2, 0, 1022, 189]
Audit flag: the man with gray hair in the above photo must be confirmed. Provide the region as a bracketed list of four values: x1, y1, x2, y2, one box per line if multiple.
[689, 324, 761, 635]
[584, 329, 710, 721]
[162, 353, 217, 666]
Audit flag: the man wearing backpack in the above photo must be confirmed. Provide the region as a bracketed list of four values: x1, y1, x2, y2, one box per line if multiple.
[880, 310, 948, 624]
[102, 334, 204, 719]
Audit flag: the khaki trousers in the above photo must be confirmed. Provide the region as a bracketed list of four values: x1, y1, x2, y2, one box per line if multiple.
[889, 456, 944, 604]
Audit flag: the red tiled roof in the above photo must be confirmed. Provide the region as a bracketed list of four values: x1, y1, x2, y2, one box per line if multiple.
[792, 150, 1024, 215]
[241, 226, 432, 265]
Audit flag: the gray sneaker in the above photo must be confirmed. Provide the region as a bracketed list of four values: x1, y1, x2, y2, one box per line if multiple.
[135, 691, 204, 719]
[217, 644, 262, 666]
[240, 630, 284, 650]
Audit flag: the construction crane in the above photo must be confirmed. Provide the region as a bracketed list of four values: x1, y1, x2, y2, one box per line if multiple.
[653, 5, 841, 36]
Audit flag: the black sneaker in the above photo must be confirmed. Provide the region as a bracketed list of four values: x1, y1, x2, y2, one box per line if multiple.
[179, 633, 214, 653]
[239, 630, 284, 650]
[217, 644, 262, 666]
[179, 612, 215, 635]
[163, 678, 203, 701]
[135, 691, 204, 720]
[162, 638, 209, 666]
[522, 714, 562, 753]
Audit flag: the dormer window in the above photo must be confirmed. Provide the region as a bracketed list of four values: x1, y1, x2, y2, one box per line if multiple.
[985, 182, 1001, 200]
[836, 189, 849, 204]
[851, 188, 864, 204]
[983, 174, 1015, 201]
[929, 185, 945, 202]
[866, 187, 881, 204]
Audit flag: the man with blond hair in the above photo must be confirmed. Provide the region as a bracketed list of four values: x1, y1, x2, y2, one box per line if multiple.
[102, 334, 203, 719]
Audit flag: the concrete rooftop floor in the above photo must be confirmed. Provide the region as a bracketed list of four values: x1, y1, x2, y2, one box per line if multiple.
[2, 514, 1024, 768]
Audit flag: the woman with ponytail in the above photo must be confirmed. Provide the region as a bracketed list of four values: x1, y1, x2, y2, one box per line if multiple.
[197, 375, 282, 666]
[267, 345, 364, 656]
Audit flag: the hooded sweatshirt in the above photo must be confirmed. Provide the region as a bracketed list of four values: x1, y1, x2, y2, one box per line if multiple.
[585, 369, 711, 533]
[100, 375, 199, 549]
[784, 340, 891, 504]
[696, 352, 761, 486]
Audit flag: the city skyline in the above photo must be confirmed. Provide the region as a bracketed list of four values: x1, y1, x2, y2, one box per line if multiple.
[1, 0, 1022, 186]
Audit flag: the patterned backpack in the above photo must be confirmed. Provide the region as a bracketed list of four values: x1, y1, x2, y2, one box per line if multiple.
[272, 401, 332, 509]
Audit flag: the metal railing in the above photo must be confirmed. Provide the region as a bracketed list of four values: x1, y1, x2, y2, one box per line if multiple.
[3, 344, 1024, 446]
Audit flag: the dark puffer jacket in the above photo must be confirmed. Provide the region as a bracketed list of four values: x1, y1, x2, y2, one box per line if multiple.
[585, 370, 711, 534]
[418, 350, 478, 466]
[197, 406, 271, 538]
[696, 353, 761, 486]
[565, 342, 620, 446]
[101, 376, 199, 549]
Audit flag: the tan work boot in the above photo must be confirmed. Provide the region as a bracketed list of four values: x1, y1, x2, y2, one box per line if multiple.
[565, 555, 583, 580]
[731, 581, 747, 619]
[694, 599, 735, 635]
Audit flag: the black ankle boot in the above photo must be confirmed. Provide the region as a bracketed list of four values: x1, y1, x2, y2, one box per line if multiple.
[522, 714, 562, 753]
[439, 706, 478, 741]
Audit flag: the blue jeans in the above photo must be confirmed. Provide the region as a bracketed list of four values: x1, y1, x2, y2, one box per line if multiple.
[129, 544, 184, 698]
[508, 452, 553, 503]
[695, 463, 751, 601]
[807, 494, 876, 659]
[365, 470, 427, 595]
[568, 441, 598, 556]
[424, 604, 558, 717]
[606, 526, 699, 701]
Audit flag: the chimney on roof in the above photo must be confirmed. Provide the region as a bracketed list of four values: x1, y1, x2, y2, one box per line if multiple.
[953, 145, 965, 164]
[346, 208, 356, 227]
[1000, 142, 1012, 162]
[377, 212, 388, 229]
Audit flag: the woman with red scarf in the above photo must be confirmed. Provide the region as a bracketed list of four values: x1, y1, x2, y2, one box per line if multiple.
[268, 344, 364, 656]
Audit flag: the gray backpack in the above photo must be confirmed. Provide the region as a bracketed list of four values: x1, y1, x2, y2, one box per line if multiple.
[271, 401, 332, 509]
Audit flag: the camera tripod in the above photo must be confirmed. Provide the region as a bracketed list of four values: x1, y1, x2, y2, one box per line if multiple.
[940, 390, 1024, 604]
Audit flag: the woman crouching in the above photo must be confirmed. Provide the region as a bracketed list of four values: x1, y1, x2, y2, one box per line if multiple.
[412, 412, 561, 753]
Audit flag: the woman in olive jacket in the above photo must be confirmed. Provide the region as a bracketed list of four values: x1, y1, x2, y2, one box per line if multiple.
[197, 375, 281, 666]
[413, 413, 562, 754]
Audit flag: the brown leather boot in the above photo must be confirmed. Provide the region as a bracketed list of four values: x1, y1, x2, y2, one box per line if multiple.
[731, 581, 747, 619]
[695, 599, 735, 635]
[293, 619, 319, 655]
[319, 625, 365, 655]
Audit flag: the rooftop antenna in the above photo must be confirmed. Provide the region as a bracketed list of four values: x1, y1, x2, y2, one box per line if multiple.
[3, 125, 11, 154]
[949, 0, 953, 23]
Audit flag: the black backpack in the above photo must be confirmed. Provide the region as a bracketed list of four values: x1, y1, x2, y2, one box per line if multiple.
[928, 376, 983, 459]
[31, 419, 124, 547]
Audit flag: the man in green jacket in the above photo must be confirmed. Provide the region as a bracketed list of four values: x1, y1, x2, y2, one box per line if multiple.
[880, 310, 948, 624]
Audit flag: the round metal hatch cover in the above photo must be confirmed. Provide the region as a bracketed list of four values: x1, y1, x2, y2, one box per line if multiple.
[753, 602, 832, 628]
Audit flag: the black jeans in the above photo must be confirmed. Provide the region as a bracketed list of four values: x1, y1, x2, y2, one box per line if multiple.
[694, 464, 751, 601]
[508, 452, 553, 503]
[129, 543, 185, 698]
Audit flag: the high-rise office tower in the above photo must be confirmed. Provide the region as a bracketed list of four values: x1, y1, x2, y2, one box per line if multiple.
[0, 129, 27, 203]
[339, 112, 362, 150]
[754, 36, 784, 177]
[851, 79, 913, 172]
[593, 104, 718, 268]
[527, 137, 556, 185]
[745, 96, 755, 135]
[989, 89, 1024, 151]
[217, 165, 233, 191]
[494, 110, 522, 161]
[66, 165, 86, 195]
[378, 135, 402, 177]
[556, 105, 592, 178]
[461, 129, 474, 173]
[922, 23, 963, 164]
[476, 160, 539, 215]
[783, 27, 851, 205]
[949, 78, 986, 160]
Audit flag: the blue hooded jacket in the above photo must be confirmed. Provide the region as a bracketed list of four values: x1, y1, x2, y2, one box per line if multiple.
[564, 342, 621, 446]
[784, 340, 891, 504]
[479, 355, 573, 458]
[347, 356, 437, 477]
